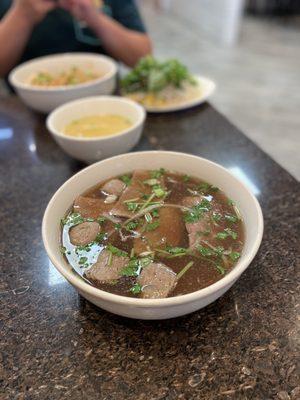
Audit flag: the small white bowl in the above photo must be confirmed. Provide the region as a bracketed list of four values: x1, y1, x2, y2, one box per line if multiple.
[46, 96, 146, 163]
[9, 53, 117, 113]
[42, 151, 264, 320]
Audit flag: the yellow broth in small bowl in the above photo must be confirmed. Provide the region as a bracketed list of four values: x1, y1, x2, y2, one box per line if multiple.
[63, 115, 133, 139]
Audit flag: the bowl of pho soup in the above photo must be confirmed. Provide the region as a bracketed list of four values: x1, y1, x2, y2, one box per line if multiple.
[42, 151, 263, 319]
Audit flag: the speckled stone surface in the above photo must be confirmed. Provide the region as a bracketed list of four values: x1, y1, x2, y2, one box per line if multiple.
[0, 96, 299, 400]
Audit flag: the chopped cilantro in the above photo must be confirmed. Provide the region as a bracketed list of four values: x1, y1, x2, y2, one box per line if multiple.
[79, 256, 88, 265]
[227, 199, 235, 206]
[212, 212, 222, 222]
[184, 199, 211, 223]
[106, 244, 128, 257]
[126, 202, 139, 212]
[183, 174, 190, 182]
[144, 221, 160, 231]
[229, 251, 241, 261]
[114, 223, 122, 230]
[125, 221, 139, 231]
[95, 232, 107, 243]
[153, 185, 166, 198]
[216, 265, 226, 275]
[224, 228, 238, 240]
[61, 212, 84, 227]
[151, 209, 159, 218]
[150, 168, 166, 179]
[197, 245, 213, 257]
[198, 183, 219, 193]
[130, 283, 142, 294]
[122, 258, 139, 276]
[216, 232, 228, 240]
[120, 175, 132, 186]
[145, 213, 152, 223]
[97, 216, 106, 225]
[225, 214, 238, 223]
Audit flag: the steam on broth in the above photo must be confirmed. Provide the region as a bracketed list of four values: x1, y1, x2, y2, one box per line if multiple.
[61, 169, 244, 299]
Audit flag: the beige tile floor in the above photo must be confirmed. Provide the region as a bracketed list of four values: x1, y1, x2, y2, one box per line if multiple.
[139, 3, 300, 180]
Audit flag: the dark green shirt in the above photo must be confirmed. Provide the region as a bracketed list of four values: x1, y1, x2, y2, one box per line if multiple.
[0, 0, 146, 67]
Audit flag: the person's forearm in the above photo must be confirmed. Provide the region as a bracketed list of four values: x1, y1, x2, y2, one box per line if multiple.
[0, 7, 34, 77]
[89, 13, 151, 67]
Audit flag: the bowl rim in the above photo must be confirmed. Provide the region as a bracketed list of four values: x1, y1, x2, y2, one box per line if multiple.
[42, 151, 264, 307]
[46, 95, 146, 142]
[8, 52, 117, 92]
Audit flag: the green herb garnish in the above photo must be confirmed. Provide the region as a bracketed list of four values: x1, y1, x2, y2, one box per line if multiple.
[227, 199, 235, 206]
[216, 265, 226, 275]
[106, 244, 128, 257]
[184, 199, 211, 223]
[95, 232, 107, 243]
[130, 283, 142, 294]
[120, 175, 132, 186]
[229, 251, 241, 261]
[225, 214, 238, 223]
[212, 212, 222, 222]
[125, 221, 139, 231]
[151, 168, 166, 179]
[183, 175, 190, 182]
[97, 216, 106, 225]
[144, 221, 160, 232]
[61, 212, 84, 227]
[197, 245, 213, 257]
[79, 256, 88, 265]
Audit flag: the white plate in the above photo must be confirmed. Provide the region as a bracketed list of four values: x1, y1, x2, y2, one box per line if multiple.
[136, 75, 216, 113]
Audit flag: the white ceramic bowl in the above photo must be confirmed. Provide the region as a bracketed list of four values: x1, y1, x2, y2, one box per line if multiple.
[42, 151, 264, 320]
[46, 96, 146, 163]
[9, 53, 117, 113]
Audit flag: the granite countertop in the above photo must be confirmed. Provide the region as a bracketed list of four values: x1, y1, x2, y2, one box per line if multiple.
[0, 97, 299, 400]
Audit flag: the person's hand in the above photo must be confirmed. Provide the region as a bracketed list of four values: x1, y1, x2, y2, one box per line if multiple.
[59, 0, 101, 29]
[13, 0, 57, 25]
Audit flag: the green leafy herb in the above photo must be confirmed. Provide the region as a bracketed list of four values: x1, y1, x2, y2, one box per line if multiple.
[97, 216, 106, 225]
[120, 175, 132, 186]
[152, 209, 159, 218]
[198, 183, 219, 193]
[227, 199, 235, 206]
[225, 214, 238, 223]
[61, 213, 84, 227]
[114, 223, 122, 230]
[216, 232, 229, 240]
[122, 258, 139, 276]
[150, 168, 166, 179]
[79, 256, 88, 265]
[106, 244, 128, 257]
[229, 251, 241, 261]
[95, 232, 107, 243]
[126, 202, 139, 212]
[125, 220, 139, 231]
[184, 199, 211, 223]
[214, 246, 225, 256]
[216, 228, 238, 240]
[224, 228, 238, 240]
[153, 185, 165, 198]
[212, 212, 222, 222]
[183, 174, 190, 182]
[144, 221, 160, 232]
[130, 283, 142, 294]
[216, 265, 226, 275]
[197, 245, 213, 257]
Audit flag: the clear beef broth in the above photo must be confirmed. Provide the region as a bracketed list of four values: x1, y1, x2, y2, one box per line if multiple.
[61, 169, 244, 298]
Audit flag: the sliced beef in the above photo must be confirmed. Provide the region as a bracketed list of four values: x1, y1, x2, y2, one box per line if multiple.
[74, 196, 112, 219]
[111, 170, 165, 218]
[137, 262, 177, 299]
[182, 196, 218, 249]
[69, 221, 100, 246]
[85, 249, 129, 283]
[134, 206, 184, 255]
[101, 179, 126, 197]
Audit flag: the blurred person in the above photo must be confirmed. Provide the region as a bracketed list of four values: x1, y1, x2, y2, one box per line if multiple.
[0, 0, 152, 77]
